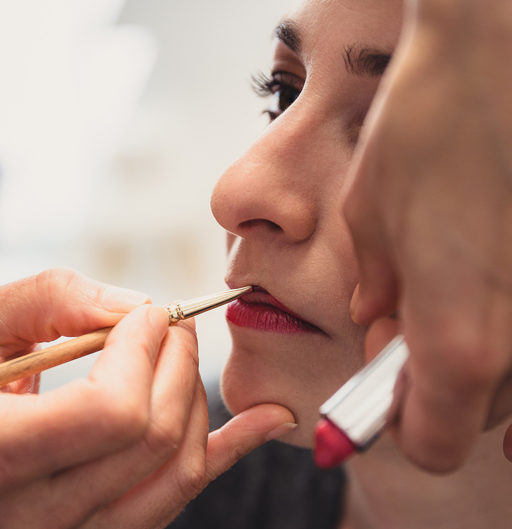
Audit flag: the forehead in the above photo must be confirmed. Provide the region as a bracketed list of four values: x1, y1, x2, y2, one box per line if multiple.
[290, 0, 403, 55]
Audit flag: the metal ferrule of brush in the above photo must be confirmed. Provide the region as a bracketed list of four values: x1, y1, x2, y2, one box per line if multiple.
[319, 335, 409, 448]
[165, 286, 252, 325]
[166, 303, 186, 324]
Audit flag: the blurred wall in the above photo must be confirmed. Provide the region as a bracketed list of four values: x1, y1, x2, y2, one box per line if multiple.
[0, 0, 297, 389]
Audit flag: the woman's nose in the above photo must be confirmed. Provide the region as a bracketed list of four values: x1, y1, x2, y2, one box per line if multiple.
[211, 117, 319, 244]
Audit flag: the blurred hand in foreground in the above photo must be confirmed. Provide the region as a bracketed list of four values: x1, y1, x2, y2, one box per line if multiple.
[344, 0, 512, 472]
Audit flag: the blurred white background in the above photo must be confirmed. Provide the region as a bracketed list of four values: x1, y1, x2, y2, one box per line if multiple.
[0, 0, 296, 390]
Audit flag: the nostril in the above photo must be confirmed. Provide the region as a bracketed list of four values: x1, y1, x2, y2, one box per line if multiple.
[239, 219, 282, 232]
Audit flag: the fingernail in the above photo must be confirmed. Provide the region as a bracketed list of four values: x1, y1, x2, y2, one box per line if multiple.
[102, 286, 151, 312]
[349, 284, 360, 322]
[266, 422, 298, 441]
[147, 305, 171, 329]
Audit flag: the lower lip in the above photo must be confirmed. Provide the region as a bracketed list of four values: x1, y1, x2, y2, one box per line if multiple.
[226, 299, 317, 334]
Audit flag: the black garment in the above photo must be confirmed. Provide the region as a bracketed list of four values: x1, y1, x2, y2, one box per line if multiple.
[169, 384, 346, 529]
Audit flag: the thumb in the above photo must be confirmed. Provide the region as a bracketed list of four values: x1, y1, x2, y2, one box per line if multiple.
[205, 404, 296, 482]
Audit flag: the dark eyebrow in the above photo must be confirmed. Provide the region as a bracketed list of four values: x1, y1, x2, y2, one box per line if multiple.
[343, 45, 392, 77]
[273, 21, 391, 77]
[273, 20, 301, 54]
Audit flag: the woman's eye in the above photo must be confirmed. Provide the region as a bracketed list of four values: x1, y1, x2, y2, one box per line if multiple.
[251, 71, 303, 121]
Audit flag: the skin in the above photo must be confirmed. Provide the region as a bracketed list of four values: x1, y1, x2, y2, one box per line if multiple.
[212, 1, 512, 527]
[0, 268, 294, 528]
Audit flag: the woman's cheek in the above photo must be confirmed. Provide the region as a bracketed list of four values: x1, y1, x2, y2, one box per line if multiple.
[220, 327, 366, 448]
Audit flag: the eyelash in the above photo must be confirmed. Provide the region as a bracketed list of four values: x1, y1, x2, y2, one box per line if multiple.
[251, 71, 303, 121]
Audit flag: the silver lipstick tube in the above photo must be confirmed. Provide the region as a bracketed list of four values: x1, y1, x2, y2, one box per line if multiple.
[319, 335, 409, 448]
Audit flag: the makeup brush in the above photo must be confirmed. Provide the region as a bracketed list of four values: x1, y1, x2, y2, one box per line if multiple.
[0, 286, 252, 387]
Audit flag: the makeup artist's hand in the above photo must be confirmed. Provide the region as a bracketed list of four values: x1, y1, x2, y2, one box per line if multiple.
[344, 0, 512, 472]
[0, 269, 294, 528]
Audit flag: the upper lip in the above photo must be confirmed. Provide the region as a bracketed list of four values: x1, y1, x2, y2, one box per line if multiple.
[243, 286, 306, 321]
[228, 282, 324, 333]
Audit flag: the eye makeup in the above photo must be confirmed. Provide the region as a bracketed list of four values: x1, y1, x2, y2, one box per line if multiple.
[252, 71, 304, 120]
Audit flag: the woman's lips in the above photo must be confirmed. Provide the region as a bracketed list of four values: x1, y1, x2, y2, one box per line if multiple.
[226, 287, 320, 334]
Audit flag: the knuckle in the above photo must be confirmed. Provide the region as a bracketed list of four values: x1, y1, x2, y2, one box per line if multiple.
[175, 459, 206, 499]
[405, 443, 466, 475]
[415, 319, 509, 392]
[35, 268, 81, 324]
[144, 419, 185, 459]
[143, 385, 206, 461]
[36, 267, 77, 297]
[396, 421, 471, 475]
[439, 332, 507, 389]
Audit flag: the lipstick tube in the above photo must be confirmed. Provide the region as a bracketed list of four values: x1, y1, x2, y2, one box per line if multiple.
[314, 335, 409, 468]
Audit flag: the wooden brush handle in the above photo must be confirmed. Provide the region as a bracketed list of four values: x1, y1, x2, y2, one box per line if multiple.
[0, 328, 112, 387]
[0, 287, 250, 388]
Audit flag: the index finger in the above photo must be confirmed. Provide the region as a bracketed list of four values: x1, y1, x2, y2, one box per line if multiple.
[0, 268, 149, 359]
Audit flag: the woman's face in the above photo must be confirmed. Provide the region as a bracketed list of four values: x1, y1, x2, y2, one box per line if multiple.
[211, 0, 402, 447]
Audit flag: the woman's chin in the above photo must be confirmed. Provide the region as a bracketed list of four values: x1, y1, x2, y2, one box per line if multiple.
[220, 363, 318, 449]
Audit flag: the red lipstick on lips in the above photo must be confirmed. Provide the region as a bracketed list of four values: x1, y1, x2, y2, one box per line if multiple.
[226, 286, 319, 334]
